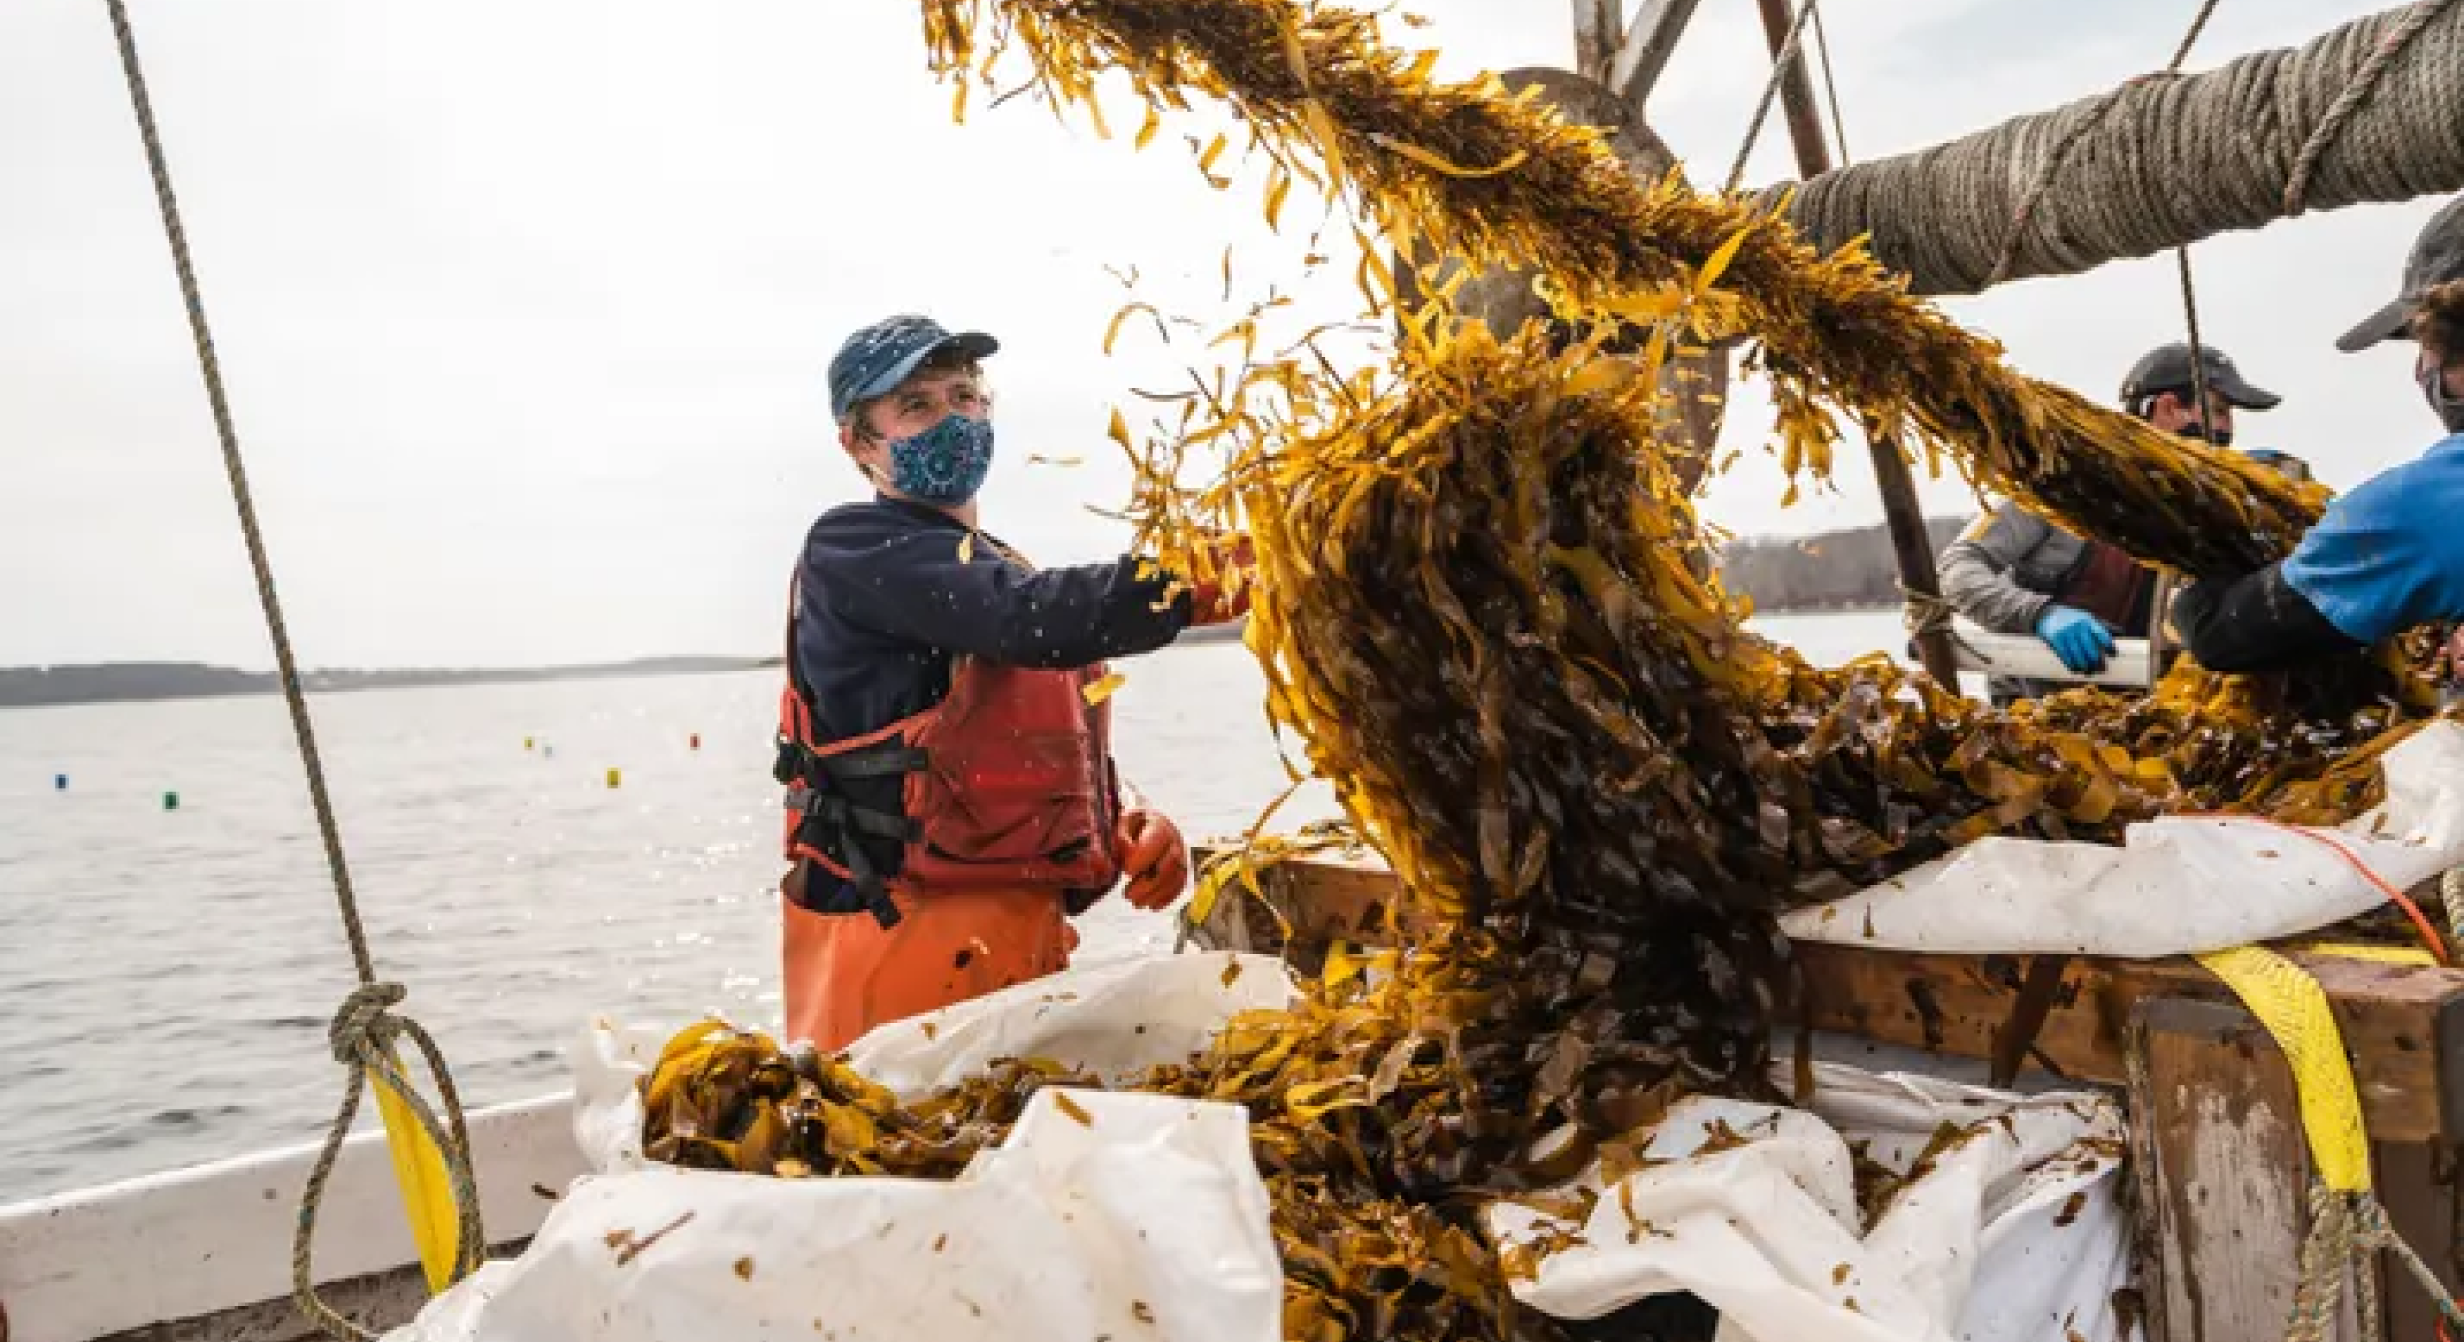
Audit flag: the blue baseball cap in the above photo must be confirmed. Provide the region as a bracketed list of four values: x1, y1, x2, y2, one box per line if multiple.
[828, 315, 999, 424]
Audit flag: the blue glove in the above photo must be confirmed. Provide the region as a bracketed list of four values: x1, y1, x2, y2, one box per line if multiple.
[2034, 604, 2116, 675]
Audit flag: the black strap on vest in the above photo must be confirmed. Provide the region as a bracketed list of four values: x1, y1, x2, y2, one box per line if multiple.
[784, 777, 919, 929]
[781, 575, 926, 930]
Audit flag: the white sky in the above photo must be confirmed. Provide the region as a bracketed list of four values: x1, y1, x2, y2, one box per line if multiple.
[0, 0, 2448, 668]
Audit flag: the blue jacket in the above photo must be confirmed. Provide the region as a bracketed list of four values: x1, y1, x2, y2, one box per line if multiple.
[786, 496, 1190, 911]
[2280, 433, 2464, 643]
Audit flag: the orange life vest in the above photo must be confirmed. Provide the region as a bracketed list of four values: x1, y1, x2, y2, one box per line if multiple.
[775, 588, 1122, 930]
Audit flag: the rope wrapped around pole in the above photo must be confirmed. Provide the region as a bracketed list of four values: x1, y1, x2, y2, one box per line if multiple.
[1759, 0, 2464, 296]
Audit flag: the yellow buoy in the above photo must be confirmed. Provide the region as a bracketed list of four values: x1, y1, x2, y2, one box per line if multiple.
[524, 736, 535, 750]
[606, 767, 622, 788]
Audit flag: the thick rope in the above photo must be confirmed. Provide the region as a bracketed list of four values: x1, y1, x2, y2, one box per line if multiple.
[2287, 0, 2461, 215]
[1768, 0, 2464, 296]
[2443, 865, 2464, 957]
[98, 5, 485, 1336]
[2288, 1185, 2464, 1342]
[1987, 0, 2223, 289]
[1899, 585, 1957, 641]
[1724, 0, 1820, 195]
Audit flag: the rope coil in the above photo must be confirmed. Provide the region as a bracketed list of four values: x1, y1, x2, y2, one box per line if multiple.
[2288, 1185, 2464, 1342]
[297, 987, 489, 1341]
[99, 4, 486, 1335]
[1774, 0, 2464, 296]
[2285, 0, 2462, 216]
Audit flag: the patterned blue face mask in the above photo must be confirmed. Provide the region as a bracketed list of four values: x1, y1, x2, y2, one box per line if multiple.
[886, 414, 994, 503]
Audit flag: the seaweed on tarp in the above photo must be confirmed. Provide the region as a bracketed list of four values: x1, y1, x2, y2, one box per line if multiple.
[634, 3, 2458, 1339]
[643, 330, 2434, 1342]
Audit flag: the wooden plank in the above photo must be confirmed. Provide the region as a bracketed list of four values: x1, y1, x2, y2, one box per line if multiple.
[1569, 0, 1623, 81]
[1193, 846, 2464, 1142]
[1794, 939, 2464, 1143]
[2126, 997, 2328, 1342]
[1607, 0, 1703, 110]
[2372, 1142, 2458, 1342]
[93, 1243, 530, 1342]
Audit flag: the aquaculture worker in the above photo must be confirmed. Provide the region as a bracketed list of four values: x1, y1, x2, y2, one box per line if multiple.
[1937, 341, 2286, 702]
[774, 314, 1253, 1051]
[2170, 196, 2464, 676]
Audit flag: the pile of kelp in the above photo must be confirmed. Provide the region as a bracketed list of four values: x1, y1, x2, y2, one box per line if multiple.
[638, 2, 2457, 1339]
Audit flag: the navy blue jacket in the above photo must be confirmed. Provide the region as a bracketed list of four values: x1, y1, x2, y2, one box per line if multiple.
[785, 496, 1190, 910]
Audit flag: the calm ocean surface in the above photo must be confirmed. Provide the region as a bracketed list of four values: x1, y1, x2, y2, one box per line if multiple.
[0, 609, 1904, 1203]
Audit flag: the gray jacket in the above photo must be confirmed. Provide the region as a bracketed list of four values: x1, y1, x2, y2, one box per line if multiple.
[1936, 508, 2094, 634]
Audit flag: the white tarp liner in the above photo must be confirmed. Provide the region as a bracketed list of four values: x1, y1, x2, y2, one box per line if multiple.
[1487, 1066, 2129, 1342]
[390, 954, 2132, 1342]
[1782, 718, 2464, 958]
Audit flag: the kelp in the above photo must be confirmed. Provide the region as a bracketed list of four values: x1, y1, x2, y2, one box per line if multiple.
[918, 0, 2333, 580]
[635, 2, 2459, 1339]
[643, 332, 2437, 1342]
[641, 1019, 1104, 1179]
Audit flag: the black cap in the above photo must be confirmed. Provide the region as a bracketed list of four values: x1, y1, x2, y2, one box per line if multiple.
[2336, 193, 2464, 353]
[2119, 342, 2281, 411]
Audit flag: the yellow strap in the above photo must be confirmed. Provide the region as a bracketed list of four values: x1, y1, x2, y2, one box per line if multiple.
[2194, 945, 2372, 1193]
[2291, 940, 2440, 969]
[370, 1048, 464, 1293]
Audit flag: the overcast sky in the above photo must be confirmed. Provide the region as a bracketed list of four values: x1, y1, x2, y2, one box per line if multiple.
[0, 0, 2448, 668]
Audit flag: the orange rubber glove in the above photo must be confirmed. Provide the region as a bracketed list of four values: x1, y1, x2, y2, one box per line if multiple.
[1184, 532, 1257, 628]
[1115, 808, 1191, 911]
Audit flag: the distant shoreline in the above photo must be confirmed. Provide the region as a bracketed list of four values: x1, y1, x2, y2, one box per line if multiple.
[0, 656, 783, 711]
[1751, 602, 1899, 616]
[7, 601, 1892, 711]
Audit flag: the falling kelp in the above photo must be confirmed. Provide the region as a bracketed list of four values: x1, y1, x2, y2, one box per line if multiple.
[646, 328, 2437, 1342]
[919, 0, 2333, 581]
[634, 3, 2455, 1339]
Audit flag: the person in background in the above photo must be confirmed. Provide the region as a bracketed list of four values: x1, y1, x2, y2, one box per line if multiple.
[774, 314, 1254, 1052]
[2171, 195, 2464, 676]
[1936, 342, 2285, 703]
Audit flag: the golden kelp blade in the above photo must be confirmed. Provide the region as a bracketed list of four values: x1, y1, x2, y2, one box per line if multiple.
[916, 0, 2326, 580]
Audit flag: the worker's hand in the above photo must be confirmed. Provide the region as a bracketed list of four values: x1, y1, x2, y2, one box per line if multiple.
[1114, 808, 1190, 911]
[2034, 603, 2116, 675]
[1183, 532, 1257, 628]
